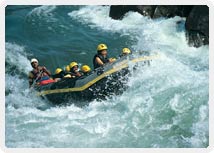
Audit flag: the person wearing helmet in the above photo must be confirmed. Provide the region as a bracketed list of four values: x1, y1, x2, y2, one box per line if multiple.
[52, 67, 72, 82]
[52, 68, 66, 82]
[63, 65, 72, 78]
[93, 43, 116, 69]
[65, 65, 70, 73]
[120, 48, 132, 57]
[28, 58, 52, 88]
[80, 65, 92, 76]
[69, 62, 82, 77]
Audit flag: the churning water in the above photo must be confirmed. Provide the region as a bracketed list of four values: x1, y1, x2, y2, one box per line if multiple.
[5, 5, 208, 147]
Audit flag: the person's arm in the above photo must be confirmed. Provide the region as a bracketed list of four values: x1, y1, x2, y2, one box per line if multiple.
[42, 66, 51, 76]
[76, 72, 82, 77]
[95, 57, 104, 66]
[73, 70, 82, 77]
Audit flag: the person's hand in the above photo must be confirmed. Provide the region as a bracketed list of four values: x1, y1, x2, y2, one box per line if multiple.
[109, 58, 116, 63]
[42, 67, 47, 72]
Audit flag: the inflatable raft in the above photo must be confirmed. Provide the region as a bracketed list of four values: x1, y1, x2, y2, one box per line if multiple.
[35, 53, 158, 105]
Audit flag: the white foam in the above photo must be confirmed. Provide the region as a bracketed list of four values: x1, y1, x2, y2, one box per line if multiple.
[28, 5, 57, 18]
[6, 42, 32, 74]
[27, 5, 57, 23]
[68, 5, 150, 33]
[5, 42, 49, 109]
[184, 105, 209, 147]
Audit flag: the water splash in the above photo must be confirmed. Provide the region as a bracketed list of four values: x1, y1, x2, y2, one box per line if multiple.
[5, 42, 32, 75]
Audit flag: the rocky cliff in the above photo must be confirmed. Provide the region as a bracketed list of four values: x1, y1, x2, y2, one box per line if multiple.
[109, 5, 209, 47]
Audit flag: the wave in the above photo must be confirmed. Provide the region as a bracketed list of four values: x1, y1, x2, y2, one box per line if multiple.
[5, 42, 50, 110]
[6, 42, 32, 75]
[27, 5, 57, 22]
[68, 5, 209, 147]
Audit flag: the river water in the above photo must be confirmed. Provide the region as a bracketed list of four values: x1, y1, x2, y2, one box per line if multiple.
[5, 5, 209, 148]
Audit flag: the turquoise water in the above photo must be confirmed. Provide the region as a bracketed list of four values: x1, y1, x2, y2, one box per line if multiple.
[5, 5, 209, 148]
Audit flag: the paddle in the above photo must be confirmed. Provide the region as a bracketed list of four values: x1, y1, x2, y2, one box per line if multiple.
[30, 70, 43, 89]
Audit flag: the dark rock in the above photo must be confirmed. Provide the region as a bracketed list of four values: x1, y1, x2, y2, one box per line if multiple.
[185, 5, 209, 47]
[135, 5, 157, 17]
[178, 6, 194, 17]
[109, 5, 157, 20]
[109, 5, 128, 20]
[109, 5, 192, 20]
[153, 5, 193, 18]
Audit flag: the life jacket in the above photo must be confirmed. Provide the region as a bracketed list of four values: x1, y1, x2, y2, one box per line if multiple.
[52, 71, 65, 79]
[70, 72, 81, 77]
[30, 66, 49, 82]
[80, 71, 92, 76]
[70, 68, 82, 77]
[119, 54, 124, 58]
[39, 79, 55, 85]
[93, 54, 109, 69]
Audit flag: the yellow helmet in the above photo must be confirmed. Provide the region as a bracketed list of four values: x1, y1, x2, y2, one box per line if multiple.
[97, 44, 108, 51]
[65, 65, 70, 72]
[122, 48, 131, 54]
[81, 65, 91, 73]
[69, 62, 78, 68]
[55, 68, 63, 74]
